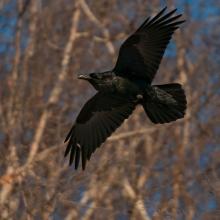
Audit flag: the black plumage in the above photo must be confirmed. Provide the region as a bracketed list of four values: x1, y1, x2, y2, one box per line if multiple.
[64, 7, 187, 170]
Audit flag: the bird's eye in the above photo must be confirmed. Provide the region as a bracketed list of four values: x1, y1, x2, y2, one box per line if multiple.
[90, 73, 98, 79]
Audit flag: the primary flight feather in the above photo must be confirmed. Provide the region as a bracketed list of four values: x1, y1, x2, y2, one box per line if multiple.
[64, 7, 187, 170]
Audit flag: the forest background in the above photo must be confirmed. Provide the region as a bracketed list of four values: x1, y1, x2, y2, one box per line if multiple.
[0, 0, 220, 219]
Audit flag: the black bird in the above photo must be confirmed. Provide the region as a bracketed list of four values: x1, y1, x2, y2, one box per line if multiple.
[64, 7, 187, 170]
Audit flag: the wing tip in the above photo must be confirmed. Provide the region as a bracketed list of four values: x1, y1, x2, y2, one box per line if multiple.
[82, 165, 86, 171]
[75, 163, 80, 170]
[161, 6, 177, 13]
[161, 6, 167, 13]
[174, 20, 186, 26]
[69, 160, 73, 166]
[64, 123, 76, 143]
[64, 136, 69, 143]
[64, 150, 68, 158]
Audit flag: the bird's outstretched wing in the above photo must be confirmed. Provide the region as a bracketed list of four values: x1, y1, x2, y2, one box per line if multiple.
[113, 7, 185, 84]
[64, 92, 136, 170]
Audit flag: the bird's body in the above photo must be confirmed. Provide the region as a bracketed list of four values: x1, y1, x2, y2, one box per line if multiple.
[90, 71, 150, 101]
[64, 7, 187, 170]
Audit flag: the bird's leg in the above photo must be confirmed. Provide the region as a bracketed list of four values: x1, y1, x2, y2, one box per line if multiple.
[136, 92, 153, 103]
[135, 94, 144, 103]
[136, 94, 143, 100]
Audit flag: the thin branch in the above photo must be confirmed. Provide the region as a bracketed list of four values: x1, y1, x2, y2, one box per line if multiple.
[27, 2, 80, 165]
[79, 0, 116, 57]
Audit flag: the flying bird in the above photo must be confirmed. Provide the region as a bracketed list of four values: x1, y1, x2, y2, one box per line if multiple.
[64, 7, 187, 170]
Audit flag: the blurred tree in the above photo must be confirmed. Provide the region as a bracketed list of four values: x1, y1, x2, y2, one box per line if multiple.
[0, 0, 220, 219]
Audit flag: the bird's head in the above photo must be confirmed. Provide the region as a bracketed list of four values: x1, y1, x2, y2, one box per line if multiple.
[78, 72, 113, 84]
[78, 73, 101, 82]
[78, 72, 114, 92]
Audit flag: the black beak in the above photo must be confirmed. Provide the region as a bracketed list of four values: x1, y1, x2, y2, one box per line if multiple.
[78, 74, 92, 80]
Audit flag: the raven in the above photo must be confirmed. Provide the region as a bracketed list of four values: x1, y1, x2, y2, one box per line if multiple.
[64, 7, 187, 170]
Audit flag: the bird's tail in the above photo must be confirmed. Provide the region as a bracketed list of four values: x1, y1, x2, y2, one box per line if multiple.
[142, 83, 187, 124]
